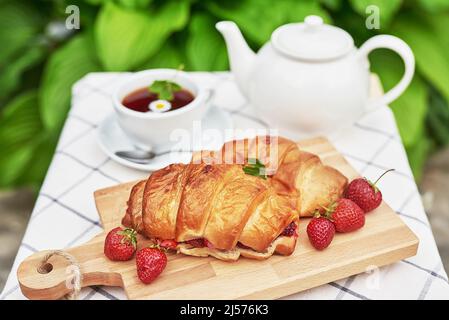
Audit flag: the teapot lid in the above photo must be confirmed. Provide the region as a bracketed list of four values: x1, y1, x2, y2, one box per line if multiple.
[271, 15, 354, 61]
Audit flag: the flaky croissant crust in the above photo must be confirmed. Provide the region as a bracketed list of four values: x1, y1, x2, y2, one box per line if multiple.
[123, 136, 347, 261]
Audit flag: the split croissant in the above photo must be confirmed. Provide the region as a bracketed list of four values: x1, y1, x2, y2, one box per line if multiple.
[122, 136, 347, 261]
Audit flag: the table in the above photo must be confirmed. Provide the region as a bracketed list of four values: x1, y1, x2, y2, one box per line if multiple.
[2, 72, 449, 300]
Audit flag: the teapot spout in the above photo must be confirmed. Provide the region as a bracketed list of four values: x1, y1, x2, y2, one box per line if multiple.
[216, 21, 255, 98]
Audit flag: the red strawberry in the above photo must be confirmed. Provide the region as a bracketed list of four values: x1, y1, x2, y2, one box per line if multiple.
[307, 217, 335, 250]
[104, 227, 137, 261]
[159, 239, 178, 250]
[345, 169, 394, 213]
[328, 199, 365, 233]
[136, 247, 167, 284]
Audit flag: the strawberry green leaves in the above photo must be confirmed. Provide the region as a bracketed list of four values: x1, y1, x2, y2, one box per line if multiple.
[117, 228, 138, 249]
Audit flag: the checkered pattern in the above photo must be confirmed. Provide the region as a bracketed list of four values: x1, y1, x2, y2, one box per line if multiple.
[2, 72, 449, 300]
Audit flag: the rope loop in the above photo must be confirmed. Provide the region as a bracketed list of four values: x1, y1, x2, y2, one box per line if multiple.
[38, 250, 82, 300]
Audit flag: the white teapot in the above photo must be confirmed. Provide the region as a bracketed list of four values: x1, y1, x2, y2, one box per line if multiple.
[216, 15, 414, 137]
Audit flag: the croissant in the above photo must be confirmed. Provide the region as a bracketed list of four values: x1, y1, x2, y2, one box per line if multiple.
[122, 137, 347, 261]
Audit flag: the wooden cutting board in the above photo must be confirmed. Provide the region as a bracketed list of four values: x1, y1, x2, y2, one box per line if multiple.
[17, 137, 418, 300]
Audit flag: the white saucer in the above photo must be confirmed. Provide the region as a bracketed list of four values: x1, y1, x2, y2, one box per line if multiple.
[97, 106, 233, 171]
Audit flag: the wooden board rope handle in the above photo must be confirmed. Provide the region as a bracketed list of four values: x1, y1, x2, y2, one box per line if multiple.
[17, 234, 124, 300]
[37, 250, 82, 300]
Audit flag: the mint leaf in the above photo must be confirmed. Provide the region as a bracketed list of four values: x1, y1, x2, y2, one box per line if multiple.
[243, 158, 267, 179]
[149, 80, 181, 101]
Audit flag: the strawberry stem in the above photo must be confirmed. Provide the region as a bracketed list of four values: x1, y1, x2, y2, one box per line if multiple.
[149, 241, 167, 252]
[319, 202, 337, 220]
[373, 168, 395, 186]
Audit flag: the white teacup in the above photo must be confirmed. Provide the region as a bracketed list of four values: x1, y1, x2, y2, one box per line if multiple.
[113, 69, 212, 152]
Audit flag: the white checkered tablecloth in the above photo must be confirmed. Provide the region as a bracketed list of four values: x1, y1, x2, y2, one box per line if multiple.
[2, 72, 449, 300]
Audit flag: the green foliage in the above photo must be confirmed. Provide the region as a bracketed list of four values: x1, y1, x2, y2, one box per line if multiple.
[186, 13, 228, 71]
[1, 0, 449, 191]
[140, 40, 185, 70]
[0, 46, 46, 101]
[417, 0, 449, 12]
[39, 33, 101, 131]
[0, 1, 46, 104]
[319, 0, 342, 11]
[370, 50, 428, 148]
[115, 0, 153, 10]
[94, 0, 189, 71]
[349, 0, 402, 26]
[0, 91, 44, 188]
[207, 0, 330, 46]
[406, 133, 433, 182]
[0, 1, 43, 63]
[427, 87, 449, 146]
[390, 13, 449, 103]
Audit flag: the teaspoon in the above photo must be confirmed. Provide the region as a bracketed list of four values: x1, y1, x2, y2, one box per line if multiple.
[115, 149, 191, 164]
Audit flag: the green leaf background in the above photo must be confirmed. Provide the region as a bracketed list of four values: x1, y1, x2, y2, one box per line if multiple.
[0, 91, 43, 188]
[349, 0, 402, 26]
[1, 0, 449, 193]
[40, 33, 101, 131]
[95, 1, 189, 71]
[186, 13, 228, 71]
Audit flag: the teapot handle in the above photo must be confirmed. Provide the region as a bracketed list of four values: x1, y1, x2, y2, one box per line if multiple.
[359, 35, 415, 110]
